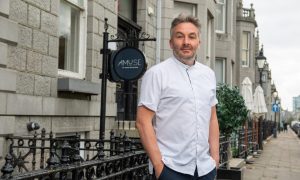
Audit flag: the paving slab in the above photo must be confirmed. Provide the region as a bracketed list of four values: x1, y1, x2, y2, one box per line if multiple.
[244, 129, 300, 180]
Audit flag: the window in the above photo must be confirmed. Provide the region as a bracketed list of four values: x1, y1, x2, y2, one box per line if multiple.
[216, 0, 226, 33]
[58, 0, 87, 79]
[174, 1, 196, 17]
[241, 31, 250, 67]
[118, 0, 136, 21]
[215, 57, 226, 84]
[56, 132, 85, 160]
[206, 13, 213, 64]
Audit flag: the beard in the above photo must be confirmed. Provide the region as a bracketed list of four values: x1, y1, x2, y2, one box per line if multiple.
[173, 48, 197, 63]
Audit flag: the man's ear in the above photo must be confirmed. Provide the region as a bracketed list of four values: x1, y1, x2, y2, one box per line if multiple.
[169, 39, 174, 49]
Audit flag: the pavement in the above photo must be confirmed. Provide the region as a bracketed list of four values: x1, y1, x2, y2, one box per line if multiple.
[243, 129, 300, 180]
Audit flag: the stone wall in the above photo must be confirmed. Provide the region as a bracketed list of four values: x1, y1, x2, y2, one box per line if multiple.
[0, 0, 119, 160]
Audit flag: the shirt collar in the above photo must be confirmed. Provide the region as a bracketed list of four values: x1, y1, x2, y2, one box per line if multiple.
[172, 56, 196, 70]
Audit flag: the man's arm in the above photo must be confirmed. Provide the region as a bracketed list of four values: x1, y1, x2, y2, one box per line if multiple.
[136, 106, 164, 178]
[209, 106, 220, 168]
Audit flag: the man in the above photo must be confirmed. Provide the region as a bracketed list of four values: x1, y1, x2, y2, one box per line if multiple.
[136, 14, 219, 180]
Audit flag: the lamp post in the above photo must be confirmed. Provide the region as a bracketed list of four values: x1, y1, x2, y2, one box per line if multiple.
[256, 47, 266, 86]
[273, 91, 278, 138]
[256, 47, 266, 150]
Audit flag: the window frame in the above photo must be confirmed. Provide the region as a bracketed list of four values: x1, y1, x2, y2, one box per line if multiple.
[206, 13, 213, 64]
[241, 31, 250, 67]
[174, 1, 197, 17]
[215, 57, 226, 84]
[58, 0, 87, 79]
[216, 0, 226, 34]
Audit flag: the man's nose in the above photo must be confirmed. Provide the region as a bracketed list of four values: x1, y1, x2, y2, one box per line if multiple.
[183, 37, 190, 45]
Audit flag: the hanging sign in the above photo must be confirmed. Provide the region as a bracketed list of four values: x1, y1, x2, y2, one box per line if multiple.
[112, 47, 146, 81]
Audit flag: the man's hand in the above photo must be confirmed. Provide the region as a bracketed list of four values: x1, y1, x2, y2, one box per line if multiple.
[154, 161, 164, 179]
[212, 156, 220, 168]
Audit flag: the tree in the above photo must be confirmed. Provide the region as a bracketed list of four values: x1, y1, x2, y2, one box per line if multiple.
[216, 84, 249, 137]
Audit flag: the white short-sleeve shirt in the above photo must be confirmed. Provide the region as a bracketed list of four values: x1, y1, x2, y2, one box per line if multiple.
[138, 56, 218, 176]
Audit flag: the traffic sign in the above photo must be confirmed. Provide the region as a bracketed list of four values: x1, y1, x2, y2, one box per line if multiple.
[272, 103, 279, 112]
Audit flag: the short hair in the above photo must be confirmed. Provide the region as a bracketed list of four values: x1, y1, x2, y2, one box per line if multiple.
[170, 14, 201, 36]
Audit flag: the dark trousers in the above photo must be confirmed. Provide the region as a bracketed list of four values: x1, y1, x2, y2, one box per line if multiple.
[153, 166, 216, 180]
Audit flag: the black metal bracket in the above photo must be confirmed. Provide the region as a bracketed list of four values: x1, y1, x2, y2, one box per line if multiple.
[98, 18, 156, 143]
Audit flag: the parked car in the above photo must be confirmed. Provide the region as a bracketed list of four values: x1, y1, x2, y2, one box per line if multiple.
[291, 121, 300, 137]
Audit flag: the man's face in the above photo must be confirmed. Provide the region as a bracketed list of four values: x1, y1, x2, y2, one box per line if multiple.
[169, 22, 200, 62]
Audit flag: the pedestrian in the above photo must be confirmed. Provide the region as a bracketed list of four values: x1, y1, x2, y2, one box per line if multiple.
[283, 122, 288, 132]
[136, 14, 219, 180]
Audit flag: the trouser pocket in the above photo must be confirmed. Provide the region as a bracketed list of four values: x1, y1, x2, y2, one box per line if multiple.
[158, 165, 167, 180]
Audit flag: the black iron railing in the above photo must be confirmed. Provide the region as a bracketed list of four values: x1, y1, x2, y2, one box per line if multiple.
[219, 136, 230, 169]
[0, 129, 150, 180]
[1, 121, 275, 179]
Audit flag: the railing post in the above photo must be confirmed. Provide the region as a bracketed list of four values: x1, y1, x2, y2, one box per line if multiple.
[110, 130, 115, 156]
[31, 131, 38, 170]
[47, 131, 59, 168]
[61, 140, 71, 165]
[73, 133, 82, 163]
[1, 144, 14, 179]
[124, 133, 131, 153]
[40, 128, 46, 169]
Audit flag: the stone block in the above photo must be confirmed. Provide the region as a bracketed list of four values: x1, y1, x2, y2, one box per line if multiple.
[27, 50, 42, 74]
[0, 93, 7, 114]
[0, 137, 6, 158]
[41, 11, 58, 36]
[65, 99, 89, 116]
[29, 116, 51, 132]
[93, 117, 115, 132]
[86, 130, 99, 139]
[7, 93, 43, 115]
[0, 68, 17, 92]
[34, 75, 51, 96]
[33, 30, 48, 54]
[88, 1, 105, 20]
[18, 24, 32, 48]
[0, 116, 15, 135]
[0, 0, 9, 16]
[42, 97, 66, 115]
[89, 101, 100, 116]
[42, 55, 58, 77]
[28, 5, 40, 28]
[0, 16, 18, 44]
[50, 78, 57, 97]
[86, 49, 102, 68]
[0, 42, 8, 66]
[104, 9, 117, 28]
[87, 17, 99, 34]
[16, 72, 34, 95]
[7, 46, 26, 71]
[23, 0, 50, 11]
[85, 66, 100, 83]
[9, 0, 27, 24]
[86, 33, 95, 50]
[102, 1, 116, 15]
[51, 0, 59, 15]
[14, 116, 29, 135]
[48, 36, 58, 57]
[106, 102, 117, 117]
[52, 117, 94, 133]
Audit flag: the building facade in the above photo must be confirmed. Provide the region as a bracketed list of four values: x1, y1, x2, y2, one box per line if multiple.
[293, 95, 300, 113]
[0, 0, 277, 167]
